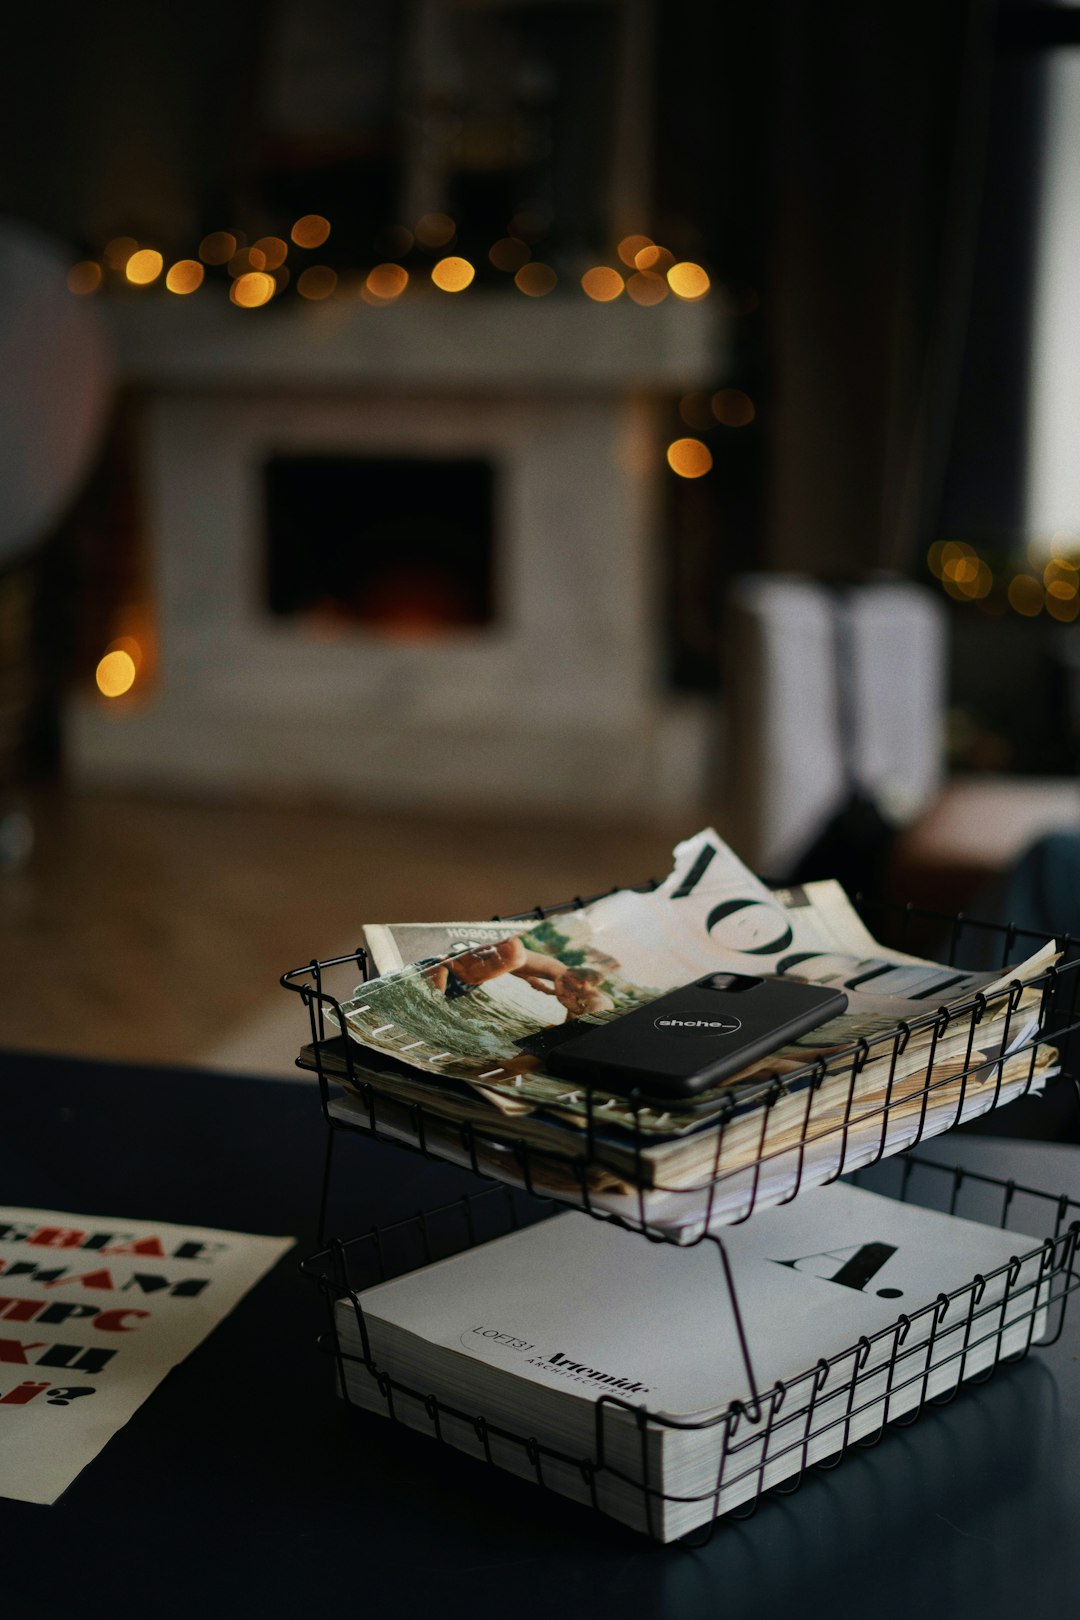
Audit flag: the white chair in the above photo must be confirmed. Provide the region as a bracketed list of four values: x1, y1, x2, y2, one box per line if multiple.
[723, 576, 947, 878]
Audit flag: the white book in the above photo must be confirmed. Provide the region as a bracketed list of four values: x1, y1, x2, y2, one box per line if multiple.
[334, 1184, 1049, 1541]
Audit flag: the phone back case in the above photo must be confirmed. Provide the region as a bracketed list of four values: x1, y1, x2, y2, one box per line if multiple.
[546, 974, 848, 1099]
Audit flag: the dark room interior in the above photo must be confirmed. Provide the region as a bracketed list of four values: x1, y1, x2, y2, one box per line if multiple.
[3, 0, 1080, 1604]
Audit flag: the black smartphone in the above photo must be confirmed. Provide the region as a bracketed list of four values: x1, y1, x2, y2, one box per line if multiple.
[544, 973, 848, 1100]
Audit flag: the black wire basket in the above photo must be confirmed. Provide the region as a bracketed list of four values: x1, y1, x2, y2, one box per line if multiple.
[282, 892, 1080, 1245]
[284, 891, 1080, 1544]
[301, 1151, 1080, 1545]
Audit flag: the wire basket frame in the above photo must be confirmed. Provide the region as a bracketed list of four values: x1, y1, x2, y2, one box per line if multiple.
[281, 892, 1080, 1246]
[301, 1154, 1080, 1546]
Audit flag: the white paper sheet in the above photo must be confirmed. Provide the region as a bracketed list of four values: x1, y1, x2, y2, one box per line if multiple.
[0, 1206, 294, 1505]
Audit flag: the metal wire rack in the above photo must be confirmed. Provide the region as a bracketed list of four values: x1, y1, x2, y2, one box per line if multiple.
[301, 1150, 1080, 1544]
[283, 890, 1080, 1543]
[282, 893, 1080, 1244]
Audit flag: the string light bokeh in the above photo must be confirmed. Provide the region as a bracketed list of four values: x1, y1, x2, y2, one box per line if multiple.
[66, 215, 719, 321]
[68, 211, 746, 493]
[926, 536, 1080, 621]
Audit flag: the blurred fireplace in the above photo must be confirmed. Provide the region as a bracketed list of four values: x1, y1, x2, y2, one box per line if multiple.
[264, 453, 496, 638]
[69, 295, 716, 813]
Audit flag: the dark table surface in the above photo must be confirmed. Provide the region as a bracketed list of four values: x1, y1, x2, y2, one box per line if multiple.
[3, 1048, 1080, 1620]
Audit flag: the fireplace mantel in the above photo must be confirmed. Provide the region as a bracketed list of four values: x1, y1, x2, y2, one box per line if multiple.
[103, 291, 720, 393]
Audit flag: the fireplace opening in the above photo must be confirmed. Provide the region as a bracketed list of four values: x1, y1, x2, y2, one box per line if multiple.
[264, 453, 496, 639]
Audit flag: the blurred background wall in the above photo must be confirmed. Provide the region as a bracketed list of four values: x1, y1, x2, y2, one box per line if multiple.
[1, 0, 1079, 1062]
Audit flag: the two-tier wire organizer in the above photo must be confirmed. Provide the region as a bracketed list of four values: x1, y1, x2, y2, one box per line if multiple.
[283, 888, 1080, 1545]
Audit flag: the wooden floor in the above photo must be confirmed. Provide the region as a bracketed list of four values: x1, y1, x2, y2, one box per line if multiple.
[0, 789, 686, 1067]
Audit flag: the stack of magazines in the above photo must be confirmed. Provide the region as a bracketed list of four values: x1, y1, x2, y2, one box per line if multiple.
[329, 1181, 1053, 1541]
[294, 830, 1058, 1240]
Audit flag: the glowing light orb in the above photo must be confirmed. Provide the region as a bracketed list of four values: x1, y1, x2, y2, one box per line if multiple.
[667, 261, 711, 300]
[231, 271, 275, 308]
[431, 256, 475, 293]
[125, 249, 164, 285]
[514, 262, 556, 297]
[365, 263, 409, 300]
[165, 260, 204, 295]
[95, 650, 137, 698]
[580, 266, 624, 302]
[291, 215, 331, 249]
[666, 438, 713, 479]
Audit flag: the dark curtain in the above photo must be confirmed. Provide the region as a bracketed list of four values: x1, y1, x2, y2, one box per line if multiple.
[765, 1, 997, 575]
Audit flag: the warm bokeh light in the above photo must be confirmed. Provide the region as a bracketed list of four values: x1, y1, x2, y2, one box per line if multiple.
[1050, 530, 1080, 560]
[291, 214, 331, 249]
[617, 233, 653, 267]
[165, 259, 204, 295]
[199, 231, 237, 265]
[666, 438, 713, 478]
[274, 266, 291, 292]
[365, 263, 409, 300]
[1047, 591, 1080, 622]
[229, 247, 267, 276]
[431, 255, 475, 293]
[297, 265, 338, 300]
[928, 539, 975, 579]
[946, 558, 993, 599]
[943, 554, 980, 590]
[971, 561, 994, 598]
[1044, 557, 1078, 587]
[1007, 574, 1044, 616]
[125, 249, 164, 286]
[635, 245, 674, 273]
[104, 236, 138, 270]
[934, 540, 994, 602]
[489, 237, 531, 273]
[712, 388, 756, 427]
[679, 392, 714, 431]
[230, 271, 275, 308]
[253, 236, 288, 270]
[95, 649, 137, 698]
[514, 262, 557, 297]
[67, 261, 102, 295]
[291, 215, 330, 250]
[416, 212, 456, 249]
[668, 261, 711, 300]
[580, 266, 624, 302]
[626, 271, 668, 306]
